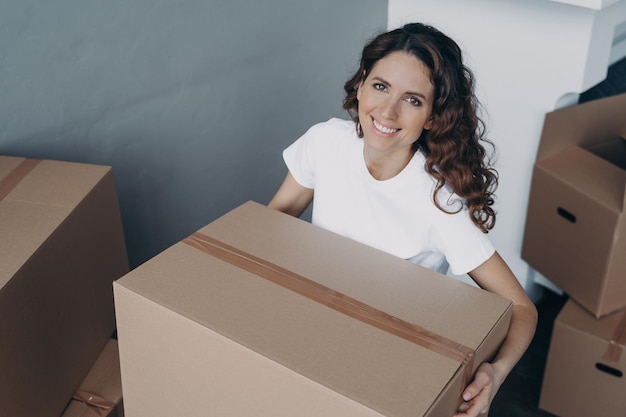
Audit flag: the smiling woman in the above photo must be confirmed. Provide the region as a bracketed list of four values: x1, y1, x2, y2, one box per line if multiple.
[268, 22, 538, 417]
[356, 51, 434, 180]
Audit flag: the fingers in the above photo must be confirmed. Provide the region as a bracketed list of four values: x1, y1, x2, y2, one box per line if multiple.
[455, 369, 493, 417]
[456, 401, 470, 413]
[462, 369, 491, 401]
[454, 401, 489, 417]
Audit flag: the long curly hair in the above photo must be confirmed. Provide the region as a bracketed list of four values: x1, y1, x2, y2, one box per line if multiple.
[343, 22, 498, 232]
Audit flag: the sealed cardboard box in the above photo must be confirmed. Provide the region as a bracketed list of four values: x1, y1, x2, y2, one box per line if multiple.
[61, 338, 124, 417]
[522, 92, 626, 317]
[0, 156, 129, 417]
[114, 201, 512, 417]
[540, 299, 626, 417]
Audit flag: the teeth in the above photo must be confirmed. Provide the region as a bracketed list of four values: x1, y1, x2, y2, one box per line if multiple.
[373, 119, 398, 134]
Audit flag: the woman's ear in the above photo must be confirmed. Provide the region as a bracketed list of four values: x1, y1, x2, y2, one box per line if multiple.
[424, 115, 434, 130]
[356, 70, 367, 101]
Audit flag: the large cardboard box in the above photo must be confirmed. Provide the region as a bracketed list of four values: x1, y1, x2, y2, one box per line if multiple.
[114, 201, 513, 417]
[522, 92, 626, 317]
[540, 299, 626, 417]
[0, 156, 129, 417]
[61, 338, 124, 417]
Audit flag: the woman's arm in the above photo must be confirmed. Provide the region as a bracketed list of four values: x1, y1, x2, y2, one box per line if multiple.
[455, 251, 538, 417]
[268, 172, 314, 218]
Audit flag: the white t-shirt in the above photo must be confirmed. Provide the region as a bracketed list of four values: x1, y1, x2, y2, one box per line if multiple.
[283, 118, 495, 275]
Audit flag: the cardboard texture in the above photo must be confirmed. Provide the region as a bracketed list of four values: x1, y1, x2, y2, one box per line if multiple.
[522, 92, 626, 317]
[61, 338, 124, 417]
[540, 299, 626, 417]
[114, 201, 513, 417]
[0, 156, 129, 417]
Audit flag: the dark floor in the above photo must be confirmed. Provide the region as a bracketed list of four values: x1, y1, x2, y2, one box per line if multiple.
[488, 54, 626, 417]
[488, 289, 567, 417]
[579, 55, 626, 104]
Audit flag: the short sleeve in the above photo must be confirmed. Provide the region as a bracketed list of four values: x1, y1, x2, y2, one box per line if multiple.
[432, 209, 495, 275]
[282, 124, 322, 189]
[282, 119, 353, 189]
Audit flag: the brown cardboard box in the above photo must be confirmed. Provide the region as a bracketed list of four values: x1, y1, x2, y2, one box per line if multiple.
[540, 299, 626, 417]
[61, 338, 124, 417]
[0, 156, 129, 417]
[114, 201, 513, 417]
[522, 92, 626, 318]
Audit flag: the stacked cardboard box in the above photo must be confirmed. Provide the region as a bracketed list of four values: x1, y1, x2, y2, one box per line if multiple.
[60, 338, 124, 417]
[0, 156, 129, 417]
[521, 92, 626, 416]
[540, 300, 626, 417]
[114, 201, 513, 417]
[522, 92, 626, 318]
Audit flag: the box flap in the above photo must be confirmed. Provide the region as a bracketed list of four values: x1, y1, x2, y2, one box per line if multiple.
[536, 146, 626, 212]
[537, 93, 626, 162]
[558, 300, 626, 343]
[585, 138, 626, 171]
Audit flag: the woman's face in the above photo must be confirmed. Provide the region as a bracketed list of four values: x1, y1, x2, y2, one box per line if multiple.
[357, 51, 434, 161]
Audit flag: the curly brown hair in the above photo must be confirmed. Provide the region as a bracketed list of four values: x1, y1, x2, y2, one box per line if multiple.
[343, 22, 498, 232]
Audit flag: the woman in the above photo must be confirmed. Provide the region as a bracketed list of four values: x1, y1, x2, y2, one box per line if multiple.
[269, 22, 537, 417]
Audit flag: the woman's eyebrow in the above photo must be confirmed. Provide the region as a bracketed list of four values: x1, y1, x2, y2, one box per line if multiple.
[372, 76, 428, 100]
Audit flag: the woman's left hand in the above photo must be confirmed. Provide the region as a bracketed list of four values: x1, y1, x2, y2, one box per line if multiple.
[454, 362, 503, 417]
[457, 252, 538, 416]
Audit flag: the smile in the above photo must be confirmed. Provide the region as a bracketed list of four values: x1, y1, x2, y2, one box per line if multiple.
[372, 118, 399, 134]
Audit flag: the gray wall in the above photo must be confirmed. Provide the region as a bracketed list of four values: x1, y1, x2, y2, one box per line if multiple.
[0, 1, 387, 268]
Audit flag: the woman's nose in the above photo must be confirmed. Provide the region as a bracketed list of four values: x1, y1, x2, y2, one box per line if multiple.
[380, 97, 399, 120]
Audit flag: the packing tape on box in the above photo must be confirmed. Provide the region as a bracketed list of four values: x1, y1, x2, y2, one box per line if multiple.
[72, 390, 116, 417]
[602, 309, 626, 363]
[183, 231, 476, 385]
[0, 158, 41, 201]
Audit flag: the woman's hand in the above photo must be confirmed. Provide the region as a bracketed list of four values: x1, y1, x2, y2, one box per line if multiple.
[458, 252, 538, 417]
[454, 362, 504, 417]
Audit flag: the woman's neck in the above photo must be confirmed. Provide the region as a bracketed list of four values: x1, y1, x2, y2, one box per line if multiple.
[363, 148, 415, 181]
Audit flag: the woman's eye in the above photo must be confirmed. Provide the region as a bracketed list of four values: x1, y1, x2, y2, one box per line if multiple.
[407, 96, 421, 106]
[373, 83, 386, 91]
